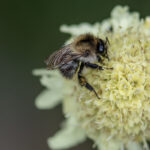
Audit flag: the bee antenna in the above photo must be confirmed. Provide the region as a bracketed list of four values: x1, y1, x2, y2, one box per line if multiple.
[105, 37, 110, 46]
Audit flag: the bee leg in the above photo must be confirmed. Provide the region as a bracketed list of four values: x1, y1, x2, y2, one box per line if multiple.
[97, 55, 102, 63]
[78, 63, 100, 99]
[84, 63, 104, 70]
[105, 37, 110, 46]
[85, 63, 113, 70]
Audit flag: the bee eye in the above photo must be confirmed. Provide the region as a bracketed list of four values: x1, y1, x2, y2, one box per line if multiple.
[99, 43, 104, 53]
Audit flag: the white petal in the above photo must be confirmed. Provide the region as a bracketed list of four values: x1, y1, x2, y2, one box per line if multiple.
[96, 134, 124, 150]
[48, 118, 86, 149]
[97, 140, 123, 150]
[33, 69, 60, 76]
[126, 141, 142, 150]
[33, 69, 74, 109]
[33, 69, 66, 92]
[60, 23, 100, 36]
[111, 6, 140, 32]
[35, 90, 62, 109]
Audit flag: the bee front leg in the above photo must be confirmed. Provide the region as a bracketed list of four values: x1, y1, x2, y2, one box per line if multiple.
[78, 63, 100, 99]
[84, 63, 104, 70]
[84, 63, 112, 70]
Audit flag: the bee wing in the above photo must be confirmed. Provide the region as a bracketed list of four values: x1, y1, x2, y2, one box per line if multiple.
[45, 44, 79, 69]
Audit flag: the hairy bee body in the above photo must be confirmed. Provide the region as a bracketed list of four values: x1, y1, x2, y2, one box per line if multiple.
[45, 34, 110, 98]
[59, 60, 79, 79]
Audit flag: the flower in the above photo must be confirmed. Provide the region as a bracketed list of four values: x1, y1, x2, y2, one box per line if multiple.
[33, 6, 150, 150]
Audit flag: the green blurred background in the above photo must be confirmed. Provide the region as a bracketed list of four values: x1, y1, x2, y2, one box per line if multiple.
[1, 0, 150, 150]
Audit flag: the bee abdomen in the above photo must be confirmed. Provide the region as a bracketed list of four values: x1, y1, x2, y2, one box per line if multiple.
[59, 61, 79, 79]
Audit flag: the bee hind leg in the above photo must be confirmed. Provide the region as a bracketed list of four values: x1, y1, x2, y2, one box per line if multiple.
[79, 75, 100, 99]
[78, 63, 100, 99]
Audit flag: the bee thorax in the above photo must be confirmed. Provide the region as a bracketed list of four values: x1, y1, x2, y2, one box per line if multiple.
[79, 55, 97, 63]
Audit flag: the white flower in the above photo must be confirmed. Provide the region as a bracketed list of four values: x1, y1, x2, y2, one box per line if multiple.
[33, 6, 150, 150]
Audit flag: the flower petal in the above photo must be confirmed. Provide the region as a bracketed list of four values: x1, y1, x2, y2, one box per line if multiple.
[96, 134, 124, 150]
[35, 90, 62, 109]
[48, 118, 86, 149]
[60, 23, 100, 36]
[126, 141, 142, 150]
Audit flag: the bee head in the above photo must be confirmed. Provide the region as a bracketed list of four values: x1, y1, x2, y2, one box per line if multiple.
[97, 38, 109, 60]
[73, 34, 109, 62]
